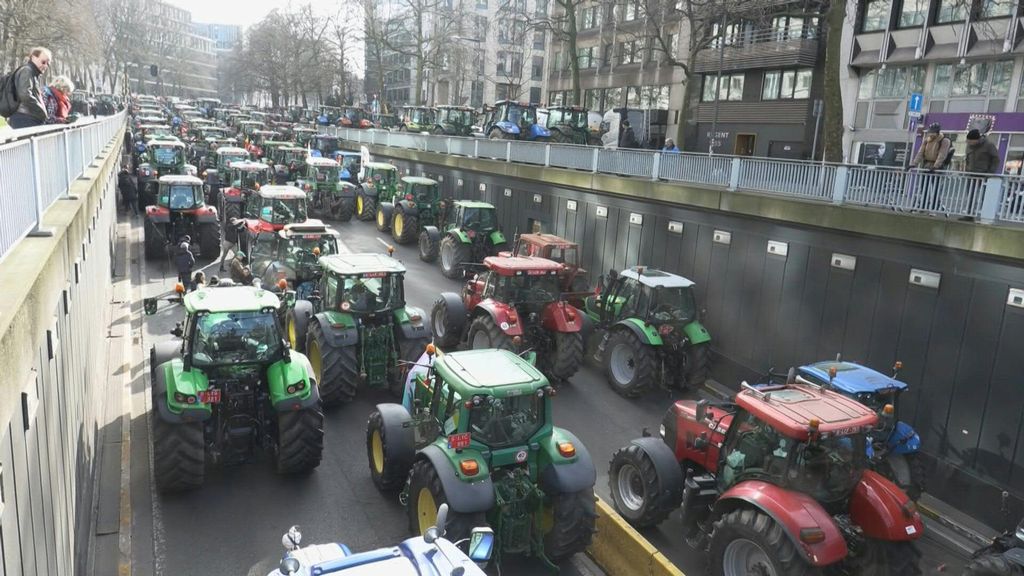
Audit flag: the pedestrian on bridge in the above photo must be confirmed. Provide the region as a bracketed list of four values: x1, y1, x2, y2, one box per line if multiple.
[961, 128, 1000, 222]
[42, 75, 74, 124]
[3, 47, 50, 129]
[911, 123, 953, 212]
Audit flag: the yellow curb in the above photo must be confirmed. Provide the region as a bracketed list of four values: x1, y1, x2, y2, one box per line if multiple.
[587, 497, 686, 576]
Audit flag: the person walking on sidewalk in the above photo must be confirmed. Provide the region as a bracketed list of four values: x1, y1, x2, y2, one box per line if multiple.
[962, 128, 1000, 221]
[174, 237, 195, 287]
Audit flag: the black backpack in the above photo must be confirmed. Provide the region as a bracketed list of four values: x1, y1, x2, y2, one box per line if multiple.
[939, 137, 954, 169]
[0, 65, 25, 118]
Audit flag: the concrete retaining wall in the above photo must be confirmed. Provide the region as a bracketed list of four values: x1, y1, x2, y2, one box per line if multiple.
[0, 127, 121, 574]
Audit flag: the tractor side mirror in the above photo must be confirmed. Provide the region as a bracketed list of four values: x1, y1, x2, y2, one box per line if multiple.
[144, 297, 158, 315]
[694, 431, 709, 451]
[695, 399, 708, 422]
[170, 322, 184, 338]
[468, 527, 496, 563]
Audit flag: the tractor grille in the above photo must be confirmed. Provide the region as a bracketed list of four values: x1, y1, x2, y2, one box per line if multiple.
[492, 466, 543, 555]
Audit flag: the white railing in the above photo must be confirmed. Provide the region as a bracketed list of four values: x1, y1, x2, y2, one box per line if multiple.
[0, 112, 125, 262]
[320, 125, 1024, 225]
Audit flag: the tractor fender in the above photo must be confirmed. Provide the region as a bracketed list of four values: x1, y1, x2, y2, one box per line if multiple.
[488, 230, 506, 246]
[449, 228, 470, 244]
[849, 469, 923, 541]
[150, 341, 181, 378]
[886, 420, 921, 455]
[396, 199, 418, 214]
[530, 124, 551, 139]
[539, 429, 596, 494]
[194, 207, 219, 224]
[360, 183, 379, 198]
[312, 312, 359, 347]
[712, 480, 848, 567]
[417, 444, 495, 514]
[496, 121, 520, 135]
[337, 182, 358, 199]
[267, 352, 321, 411]
[153, 362, 213, 424]
[614, 318, 663, 346]
[146, 205, 170, 223]
[222, 188, 244, 200]
[475, 300, 524, 336]
[540, 302, 583, 333]
[376, 403, 416, 470]
[682, 321, 711, 345]
[622, 436, 684, 502]
[422, 225, 441, 244]
[395, 305, 431, 340]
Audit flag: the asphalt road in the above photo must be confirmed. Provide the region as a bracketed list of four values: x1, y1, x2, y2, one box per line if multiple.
[128, 211, 969, 575]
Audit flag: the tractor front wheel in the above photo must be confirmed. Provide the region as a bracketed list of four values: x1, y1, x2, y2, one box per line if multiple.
[963, 554, 1024, 576]
[392, 210, 418, 244]
[439, 235, 471, 279]
[682, 343, 711, 389]
[467, 315, 514, 351]
[375, 205, 391, 232]
[419, 230, 440, 262]
[544, 489, 597, 562]
[356, 193, 377, 221]
[543, 332, 583, 381]
[366, 408, 415, 492]
[406, 459, 487, 542]
[151, 416, 205, 493]
[198, 223, 221, 260]
[275, 403, 324, 474]
[604, 330, 655, 398]
[709, 509, 815, 576]
[608, 444, 679, 528]
[332, 197, 353, 222]
[306, 322, 358, 406]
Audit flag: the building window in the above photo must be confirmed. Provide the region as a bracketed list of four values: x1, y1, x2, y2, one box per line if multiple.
[702, 73, 744, 102]
[473, 15, 488, 40]
[552, 51, 561, 71]
[529, 86, 542, 104]
[862, 0, 891, 31]
[667, 34, 678, 58]
[550, 90, 564, 105]
[710, 22, 742, 47]
[535, 0, 548, 17]
[619, 0, 638, 21]
[533, 30, 545, 49]
[618, 40, 642, 64]
[585, 88, 601, 110]
[641, 85, 670, 109]
[496, 84, 510, 101]
[762, 71, 781, 100]
[992, 60, 1013, 96]
[626, 86, 642, 107]
[873, 66, 908, 98]
[577, 46, 597, 68]
[532, 56, 544, 80]
[899, 0, 928, 27]
[762, 68, 812, 99]
[497, 52, 508, 74]
[982, 0, 1014, 18]
[477, 0, 487, 8]
[581, 6, 601, 29]
[936, 0, 968, 22]
[471, 81, 484, 108]
[605, 86, 623, 108]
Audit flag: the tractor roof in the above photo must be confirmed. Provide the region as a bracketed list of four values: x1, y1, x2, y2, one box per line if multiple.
[266, 140, 295, 146]
[454, 200, 494, 209]
[315, 134, 339, 141]
[253, 130, 280, 136]
[150, 140, 185, 149]
[436, 105, 474, 111]
[365, 161, 397, 170]
[335, 151, 360, 157]
[434, 349, 548, 397]
[799, 361, 908, 395]
[216, 147, 249, 155]
[401, 176, 436, 185]
[257, 185, 306, 199]
[402, 105, 435, 110]
[307, 157, 339, 167]
[519, 233, 577, 249]
[230, 160, 270, 171]
[280, 219, 339, 238]
[320, 253, 406, 275]
[620, 267, 694, 289]
[158, 175, 203, 185]
[280, 146, 307, 152]
[484, 256, 562, 276]
[183, 285, 282, 314]
[293, 126, 317, 133]
[736, 383, 878, 441]
[547, 105, 588, 112]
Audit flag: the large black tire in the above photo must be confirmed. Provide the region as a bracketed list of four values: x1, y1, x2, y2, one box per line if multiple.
[683, 343, 711, 389]
[542, 332, 583, 381]
[406, 459, 488, 541]
[419, 230, 439, 262]
[963, 554, 1024, 576]
[467, 315, 514, 351]
[544, 489, 597, 562]
[144, 218, 163, 260]
[198, 223, 221, 260]
[392, 209, 418, 244]
[709, 508, 817, 576]
[366, 408, 414, 492]
[306, 321, 358, 406]
[356, 192, 376, 221]
[151, 415, 205, 493]
[488, 128, 509, 140]
[286, 301, 313, 353]
[851, 539, 923, 576]
[331, 197, 353, 222]
[439, 235, 472, 279]
[390, 336, 430, 397]
[608, 444, 680, 528]
[604, 330, 655, 398]
[275, 404, 324, 474]
[375, 204, 392, 232]
[431, 294, 466, 349]
[222, 201, 242, 230]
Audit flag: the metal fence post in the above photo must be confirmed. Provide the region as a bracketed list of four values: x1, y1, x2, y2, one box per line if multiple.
[979, 177, 1003, 224]
[447, 137, 452, 155]
[63, 130, 72, 190]
[544, 144, 551, 167]
[832, 166, 849, 205]
[651, 153, 661, 181]
[29, 139, 53, 237]
[474, 139, 479, 158]
[728, 158, 741, 191]
[592, 148, 599, 173]
[506, 142, 512, 162]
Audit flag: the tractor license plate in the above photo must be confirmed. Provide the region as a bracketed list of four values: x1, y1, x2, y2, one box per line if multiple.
[198, 389, 221, 404]
[448, 433, 471, 450]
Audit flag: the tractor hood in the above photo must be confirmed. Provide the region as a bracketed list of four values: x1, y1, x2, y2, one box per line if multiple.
[266, 537, 487, 576]
[800, 361, 908, 395]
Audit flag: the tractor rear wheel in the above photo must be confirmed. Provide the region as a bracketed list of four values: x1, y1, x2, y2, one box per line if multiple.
[375, 205, 391, 232]
[366, 408, 415, 492]
[543, 332, 583, 381]
[356, 193, 376, 221]
[604, 330, 654, 398]
[332, 197, 353, 222]
[439, 235, 471, 279]
[543, 488, 597, 562]
[963, 554, 1024, 576]
[144, 219, 163, 260]
[307, 321, 358, 406]
[286, 301, 313, 353]
[392, 210, 418, 244]
[151, 416, 205, 493]
[709, 509, 816, 576]
[431, 294, 466, 349]
[467, 315, 514, 351]
[198, 223, 221, 260]
[608, 444, 679, 528]
[406, 459, 487, 542]
[682, 343, 711, 389]
[850, 539, 923, 576]
[275, 403, 324, 474]
[419, 230, 439, 262]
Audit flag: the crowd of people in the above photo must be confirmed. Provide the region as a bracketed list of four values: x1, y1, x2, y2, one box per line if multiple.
[1, 47, 81, 128]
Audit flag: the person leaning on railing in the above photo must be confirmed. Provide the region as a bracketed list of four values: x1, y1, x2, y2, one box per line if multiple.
[910, 123, 953, 212]
[961, 129, 1000, 222]
[43, 75, 75, 124]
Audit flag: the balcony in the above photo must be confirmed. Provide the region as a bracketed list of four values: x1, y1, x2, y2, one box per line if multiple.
[695, 27, 819, 73]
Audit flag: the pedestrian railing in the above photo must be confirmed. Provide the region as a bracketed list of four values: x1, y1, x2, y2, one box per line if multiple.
[0, 112, 125, 263]
[322, 125, 1024, 226]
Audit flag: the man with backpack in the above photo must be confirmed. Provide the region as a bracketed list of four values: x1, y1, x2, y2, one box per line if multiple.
[911, 122, 953, 211]
[1, 47, 51, 129]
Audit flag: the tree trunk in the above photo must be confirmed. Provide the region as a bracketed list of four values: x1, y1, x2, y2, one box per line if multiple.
[822, 0, 844, 162]
[675, 56, 697, 149]
[564, 2, 582, 105]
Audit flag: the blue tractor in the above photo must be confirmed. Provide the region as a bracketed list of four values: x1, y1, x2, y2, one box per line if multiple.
[786, 357, 925, 499]
[482, 100, 550, 141]
[333, 151, 362, 185]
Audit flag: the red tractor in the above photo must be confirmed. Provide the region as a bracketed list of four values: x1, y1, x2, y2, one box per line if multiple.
[608, 374, 924, 575]
[503, 233, 590, 306]
[430, 255, 584, 381]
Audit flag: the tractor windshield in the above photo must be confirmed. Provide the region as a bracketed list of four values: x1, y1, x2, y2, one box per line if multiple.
[461, 207, 495, 230]
[409, 183, 438, 202]
[283, 236, 338, 265]
[444, 110, 471, 125]
[314, 137, 339, 157]
[191, 311, 281, 365]
[789, 434, 868, 504]
[469, 394, 545, 448]
[220, 153, 248, 167]
[647, 286, 697, 324]
[496, 274, 561, 304]
[153, 146, 183, 166]
[338, 273, 403, 313]
[371, 169, 397, 188]
[314, 166, 338, 182]
[544, 245, 579, 267]
[164, 185, 202, 210]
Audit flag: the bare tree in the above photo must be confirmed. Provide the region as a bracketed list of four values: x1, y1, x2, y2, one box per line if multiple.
[377, 0, 461, 105]
[522, 0, 586, 105]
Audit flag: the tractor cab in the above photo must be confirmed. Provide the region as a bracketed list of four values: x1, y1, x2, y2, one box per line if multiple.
[248, 130, 281, 157]
[539, 106, 592, 145]
[244, 185, 308, 231]
[238, 120, 265, 139]
[400, 106, 436, 132]
[433, 105, 474, 136]
[446, 201, 497, 234]
[262, 140, 295, 163]
[210, 146, 250, 173]
[588, 267, 699, 330]
[469, 256, 564, 310]
[399, 176, 440, 208]
[375, 113, 399, 130]
[334, 151, 362, 183]
[271, 146, 309, 184]
[310, 134, 340, 158]
[302, 156, 340, 188]
[147, 141, 187, 172]
[318, 254, 407, 316]
[339, 106, 372, 129]
[484, 100, 550, 141]
[250, 220, 340, 299]
[510, 233, 588, 296]
[156, 175, 206, 211]
[361, 162, 399, 194]
[292, 126, 318, 147]
[228, 161, 273, 192]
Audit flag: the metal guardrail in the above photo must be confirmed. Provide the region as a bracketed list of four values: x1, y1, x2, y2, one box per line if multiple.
[0, 112, 125, 262]
[323, 125, 1024, 226]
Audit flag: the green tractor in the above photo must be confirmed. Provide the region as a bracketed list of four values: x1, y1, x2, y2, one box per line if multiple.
[432, 105, 475, 137]
[145, 284, 324, 492]
[296, 156, 356, 222]
[418, 200, 507, 279]
[285, 253, 431, 406]
[365, 347, 596, 564]
[355, 162, 399, 222]
[399, 106, 436, 132]
[583, 266, 712, 397]
[375, 176, 447, 242]
[137, 139, 188, 206]
[539, 106, 593, 145]
[271, 145, 308, 185]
